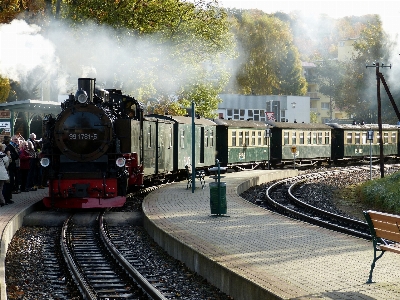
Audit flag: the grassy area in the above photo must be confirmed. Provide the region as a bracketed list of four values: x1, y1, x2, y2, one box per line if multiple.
[356, 171, 400, 214]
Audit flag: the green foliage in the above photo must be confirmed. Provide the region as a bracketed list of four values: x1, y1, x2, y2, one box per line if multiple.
[357, 171, 400, 214]
[227, 10, 307, 96]
[335, 16, 394, 120]
[0, 77, 11, 103]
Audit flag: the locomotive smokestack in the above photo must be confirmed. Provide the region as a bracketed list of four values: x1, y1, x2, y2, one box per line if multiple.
[78, 78, 96, 102]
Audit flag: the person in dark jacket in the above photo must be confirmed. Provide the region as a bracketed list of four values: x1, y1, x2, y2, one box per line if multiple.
[2, 136, 17, 204]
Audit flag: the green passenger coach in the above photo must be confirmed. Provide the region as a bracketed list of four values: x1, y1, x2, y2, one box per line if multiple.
[327, 123, 399, 163]
[213, 119, 269, 169]
[268, 121, 332, 168]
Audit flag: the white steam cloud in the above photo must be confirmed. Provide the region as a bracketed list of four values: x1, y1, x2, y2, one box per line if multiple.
[0, 19, 227, 100]
[0, 19, 58, 91]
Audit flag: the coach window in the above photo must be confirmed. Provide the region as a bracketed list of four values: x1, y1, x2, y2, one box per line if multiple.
[284, 131, 289, 145]
[391, 132, 396, 144]
[251, 131, 256, 145]
[362, 132, 367, 144]
[318, 132, 323, 144]
[299, 132, 304, 144]
[307, 132, 311, 144]
[148, 125, 152, 148]
[205, 130, 209, 147]
[292, 131, 297, 145]
[355, 132, 360, 144]
[258, 131, 262, 145]
[239, 131, 243, 146]
[231, 131, 236, 146]
[180, 129, 185, 148]
[312, 132, 317, 144]
[169, 127, 173, 148]
[210, 130, 214, 147]
[245, 131, 249, 146]
[325, 131, 330, 144]
[384, 132, 389, 144]
[346, 132, 352, 144]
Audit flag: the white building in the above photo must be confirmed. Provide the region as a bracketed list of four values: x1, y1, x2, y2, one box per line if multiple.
[217, 94, 310, 123]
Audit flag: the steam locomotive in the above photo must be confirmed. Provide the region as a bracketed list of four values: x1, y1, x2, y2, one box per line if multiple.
[41, 78, 144, 208]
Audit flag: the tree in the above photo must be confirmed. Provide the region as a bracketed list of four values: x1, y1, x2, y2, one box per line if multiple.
[227, 10, 307, 96]
[314, 59, 345, 119]
[336, 16, 394, 122]
[0, 77, 10, 103]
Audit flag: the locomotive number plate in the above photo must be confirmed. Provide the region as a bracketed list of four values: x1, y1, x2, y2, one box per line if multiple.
[69, 133, 98, 140]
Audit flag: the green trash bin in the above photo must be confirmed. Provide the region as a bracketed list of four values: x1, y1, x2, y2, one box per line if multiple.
[209, 182, 227, 215]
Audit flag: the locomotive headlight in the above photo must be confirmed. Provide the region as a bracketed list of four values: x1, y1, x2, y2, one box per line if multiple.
[40, 157, 50, 167]
[116, 157, 126, 167]
[75, 88, 88, 104]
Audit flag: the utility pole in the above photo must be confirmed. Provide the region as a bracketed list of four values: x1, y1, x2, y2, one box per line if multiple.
[366, 62, 391, 178]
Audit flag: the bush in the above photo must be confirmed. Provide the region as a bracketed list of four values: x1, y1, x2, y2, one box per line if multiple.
[357, 171, 400, 214]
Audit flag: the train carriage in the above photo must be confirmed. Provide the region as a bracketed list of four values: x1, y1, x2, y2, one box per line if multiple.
[268, 122, 332, 167]
[213, 119, 269, 169]
[148, 115, 216, 174]
[141, 116, 174, 180]
[327, 123, 399, 163]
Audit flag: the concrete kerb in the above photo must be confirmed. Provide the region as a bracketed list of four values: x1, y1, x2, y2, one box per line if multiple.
[0, 201, 43, 300]
[143, 170, 298, 300]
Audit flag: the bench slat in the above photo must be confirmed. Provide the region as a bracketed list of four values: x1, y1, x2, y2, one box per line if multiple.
[371, 220, 400, 234]
[380, 244, 400, 254]
[368, 210, 400, 224]
[374, 228, 400, 243]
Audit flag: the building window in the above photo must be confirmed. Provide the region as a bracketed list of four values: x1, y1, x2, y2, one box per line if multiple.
[321, 102, 330, 110]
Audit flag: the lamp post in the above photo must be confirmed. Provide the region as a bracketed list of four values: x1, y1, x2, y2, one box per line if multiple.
[265, 127, 272, 169]
[191, 101, 195, 193]
[367, 129, 374, 180]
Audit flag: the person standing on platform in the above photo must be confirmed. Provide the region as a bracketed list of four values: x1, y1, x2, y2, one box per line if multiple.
[25, 140, 38, 191]
[19, 142, 32, 192]
[3, 136, 16, 204]
[0, 144, 10, 206]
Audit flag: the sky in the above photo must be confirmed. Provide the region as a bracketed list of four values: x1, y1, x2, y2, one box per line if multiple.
[219, 0, 400, 37]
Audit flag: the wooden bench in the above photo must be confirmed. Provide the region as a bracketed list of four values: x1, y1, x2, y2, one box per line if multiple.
[185, 165, 206, 189]
[364, 210, 400, 283]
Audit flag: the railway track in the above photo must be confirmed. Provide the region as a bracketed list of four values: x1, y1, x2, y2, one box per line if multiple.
[259, 166, 400, 239]
[61, 212, 170, 300]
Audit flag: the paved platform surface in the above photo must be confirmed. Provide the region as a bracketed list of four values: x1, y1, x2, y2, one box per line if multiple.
[143, 169, 400, 300]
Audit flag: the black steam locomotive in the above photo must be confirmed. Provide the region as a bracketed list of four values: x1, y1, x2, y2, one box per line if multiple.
[41, 78, 144, 208]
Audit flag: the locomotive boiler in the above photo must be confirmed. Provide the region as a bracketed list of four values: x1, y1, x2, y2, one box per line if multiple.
[41, 78, 144, 208]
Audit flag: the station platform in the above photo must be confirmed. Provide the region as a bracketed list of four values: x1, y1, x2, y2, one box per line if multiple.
[143, 169, 400, 300]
